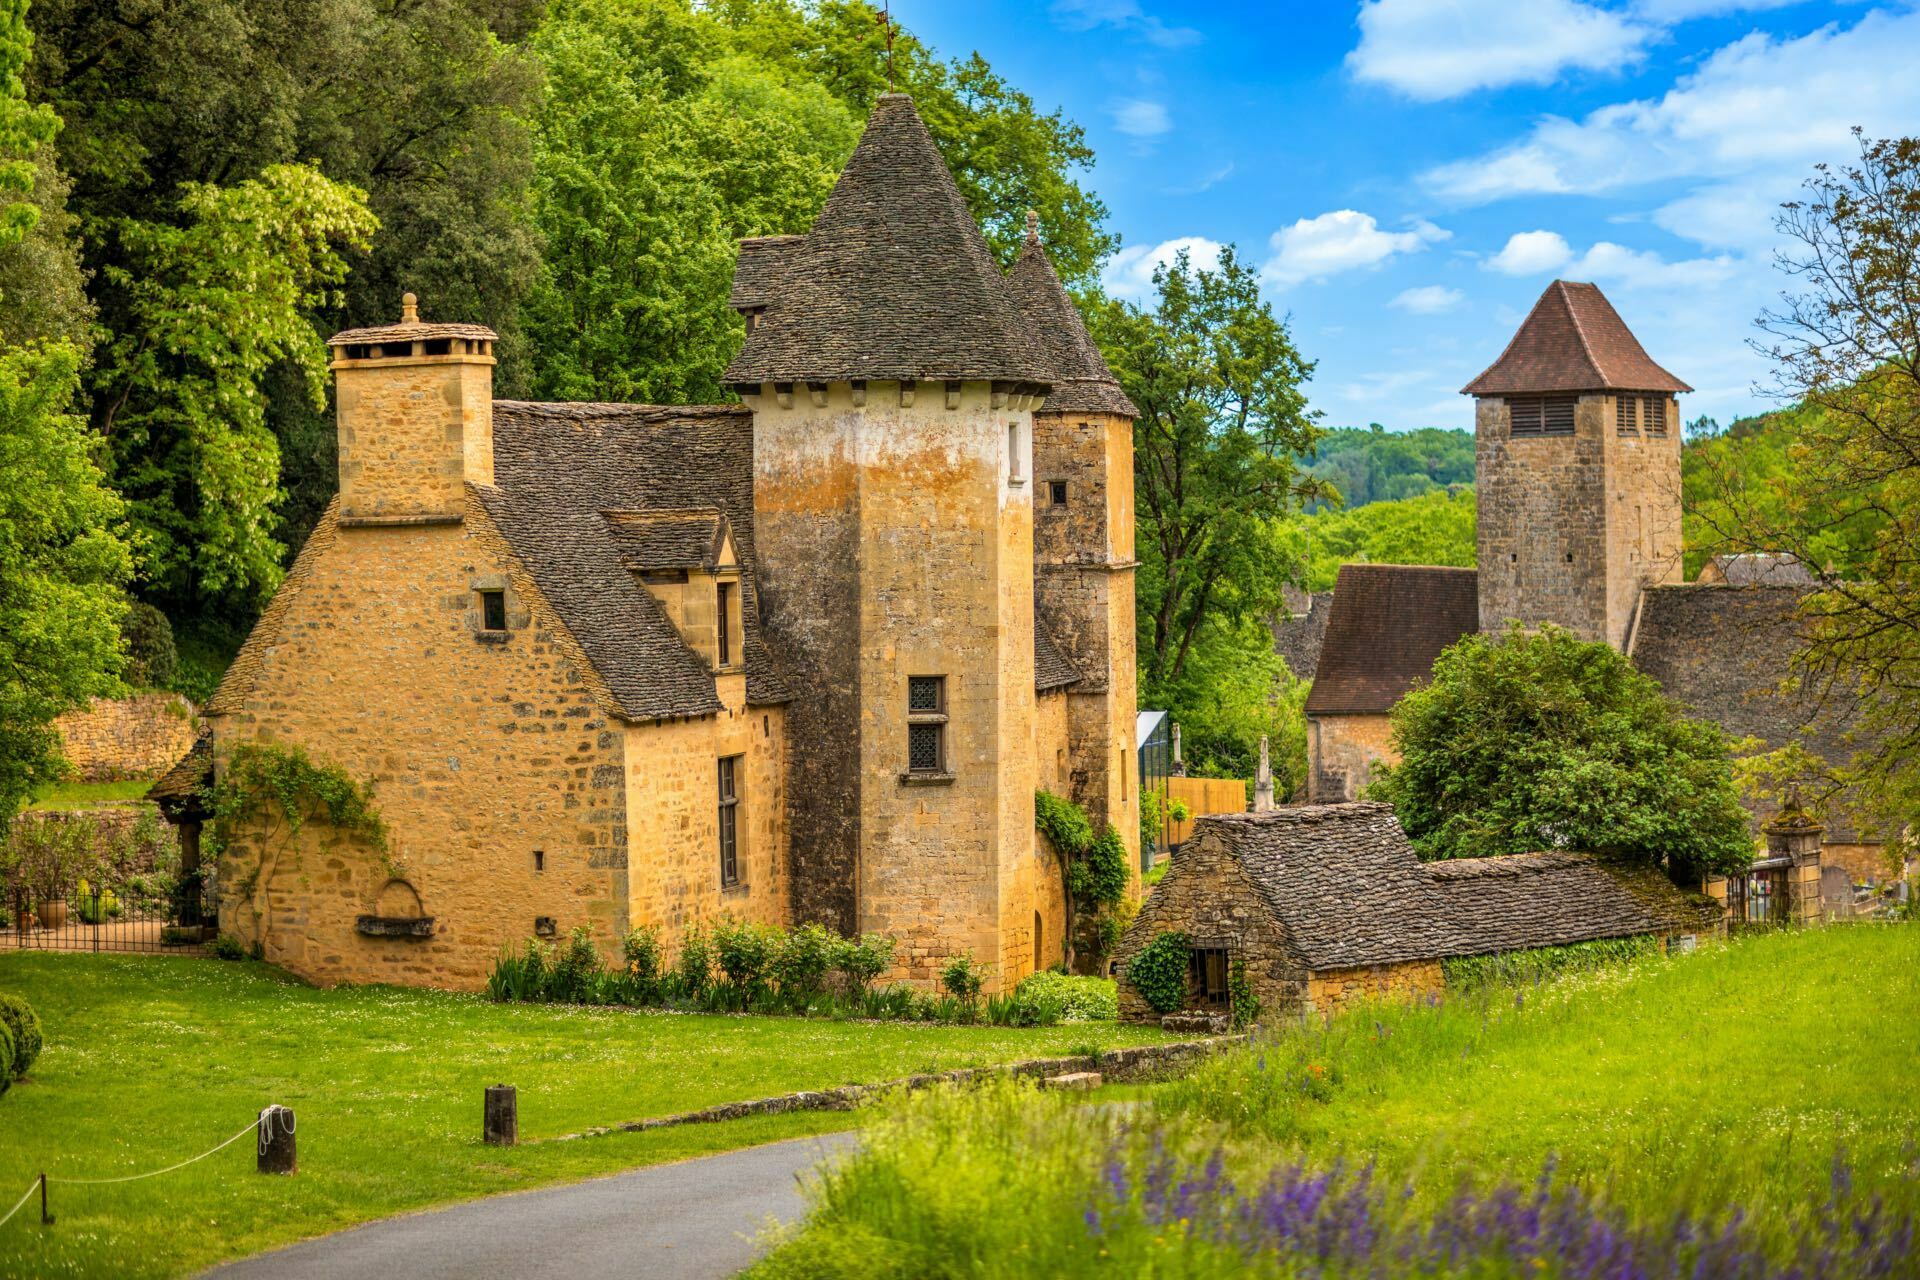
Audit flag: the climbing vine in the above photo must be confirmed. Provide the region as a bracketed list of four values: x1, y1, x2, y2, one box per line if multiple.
[205, 742, 389, 955]
[1125, 930, 1190, 1014]
[1228, 957, 1261, 1028]
[1035, 788, 1132, 969]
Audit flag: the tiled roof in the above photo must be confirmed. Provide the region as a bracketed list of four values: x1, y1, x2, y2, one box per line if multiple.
[1034, 612, 1085, 692]
[1200, 804, 1470, 969]
[1303, 565, 1478, 715]
[728, 236, 803, 311]
[723, 94, 1051, 387]
[485, 401, 793, 718]
[328, 321, 498, 346]
[603, 508, 731, 571]
[147, 733, 212, 820]
[1007, 221, 1137, 418]
[1700, 552, 1813, 587]
[1462, 281, 1691, 396]
[1427, 850, 1721, 955]
[1629, 582, 1869, 841]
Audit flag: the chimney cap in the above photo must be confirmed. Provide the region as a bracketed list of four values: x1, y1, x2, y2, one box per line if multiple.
[328, 291, 498, 348]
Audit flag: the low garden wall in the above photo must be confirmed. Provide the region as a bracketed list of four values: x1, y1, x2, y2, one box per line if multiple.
[53, 694, 197, 782]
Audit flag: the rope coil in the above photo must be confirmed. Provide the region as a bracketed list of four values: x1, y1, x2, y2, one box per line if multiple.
[257, 1104, 295, 1158]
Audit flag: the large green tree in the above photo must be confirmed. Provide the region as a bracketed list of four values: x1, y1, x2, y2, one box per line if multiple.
[27, 0, 542, 609]
[1369, 625, 1757, 875]
[1280, 486, 1477, 593]
[0, 0, 128, 826]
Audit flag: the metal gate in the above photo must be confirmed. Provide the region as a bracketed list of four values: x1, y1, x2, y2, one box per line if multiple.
[6, 879, 214, 954]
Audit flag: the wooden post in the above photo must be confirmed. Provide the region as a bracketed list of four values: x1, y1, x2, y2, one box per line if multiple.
[257, 1105, 296, 1175]
[484, 1084, 517, 1146]
[39, 1172, 50, 1225]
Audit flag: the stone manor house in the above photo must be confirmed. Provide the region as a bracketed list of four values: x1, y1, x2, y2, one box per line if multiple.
[159, 95, 1140, 991]
[1281, 280, 1883, 893]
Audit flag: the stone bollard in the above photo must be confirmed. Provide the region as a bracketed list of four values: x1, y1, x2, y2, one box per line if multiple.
[484, 1084, 518, 1146]
[257, 1105, 296, 1175]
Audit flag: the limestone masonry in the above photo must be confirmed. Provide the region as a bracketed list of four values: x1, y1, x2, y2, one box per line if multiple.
[163, 95, 1138, 991]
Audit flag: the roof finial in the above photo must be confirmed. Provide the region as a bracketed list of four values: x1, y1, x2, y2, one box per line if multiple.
[1024, 208, 1039, 243]
[876, 2, 896, 92]
[400, 292, 419, 325]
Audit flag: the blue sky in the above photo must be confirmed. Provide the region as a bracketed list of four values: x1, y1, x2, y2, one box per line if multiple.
[894, 0, 1920, 434]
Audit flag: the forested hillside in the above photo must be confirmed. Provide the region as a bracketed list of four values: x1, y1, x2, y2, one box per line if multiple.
[1301, 424, 1475, 508]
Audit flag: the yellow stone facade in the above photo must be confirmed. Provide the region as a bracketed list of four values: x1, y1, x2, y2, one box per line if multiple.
[1302, 960, 1444, 1015]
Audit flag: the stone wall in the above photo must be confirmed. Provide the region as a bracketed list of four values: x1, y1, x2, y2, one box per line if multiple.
[333, 351, 493, 524]
[1474, 394, 1610, 642]
[54, 694, 198, 781]
[1602, 395, 1684, 648]
[1307, 713, 1396, 803]
[208, 498, 633, 990]
[1303, 959, 1444, 1014]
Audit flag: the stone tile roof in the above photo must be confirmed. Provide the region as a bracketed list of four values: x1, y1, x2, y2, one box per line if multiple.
[329, 293, 495, 348]
[1700, 552, 1814, 587]
[1200, 803, 1469, 969]
[1034, 612, 1085, 692]
[1303, 565, 1478, 715]
[1427, 850, 1721, 955]
[1629, 582, 1870, 842]
[603, 508, 731, 571]
[1462, 281, 1692, 396]
[1008, 220, 1137, 418]
[728, 236, 803, 311]
[723, 94, 1051, 387]
[147, 733, 212, 820]
[485, 401, 792, 719]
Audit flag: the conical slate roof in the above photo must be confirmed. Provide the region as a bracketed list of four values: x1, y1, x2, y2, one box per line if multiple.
[724, 94, 1051, 388]
[1008, 216, 1137, 418]
[1461, 280, 1691, 396]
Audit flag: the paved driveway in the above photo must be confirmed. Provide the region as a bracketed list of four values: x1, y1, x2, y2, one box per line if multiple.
[203, 1132, 856, 1280]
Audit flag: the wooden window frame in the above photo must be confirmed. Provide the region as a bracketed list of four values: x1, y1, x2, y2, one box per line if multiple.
[718, 755, 742, 888]
[478, 589, 507, 633]
[1509, 395, 1576, 438]
[716, 580, 735, 668]
[1642, 394, 1669, 437]
[905, 676, 949, 778]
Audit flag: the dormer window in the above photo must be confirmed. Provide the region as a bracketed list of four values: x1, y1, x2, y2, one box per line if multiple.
[716, 581, 735, 667]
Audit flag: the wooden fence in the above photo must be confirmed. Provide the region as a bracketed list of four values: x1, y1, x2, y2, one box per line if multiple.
[1164, 776, 1247, 846]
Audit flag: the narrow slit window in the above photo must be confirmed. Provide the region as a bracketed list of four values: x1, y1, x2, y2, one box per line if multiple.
[906, 676, 947, 775]
[479, 589, 507, 632]
[718, 755, 741, 887]
[1008, 423, 1023, 483]
[716, 581, 734, 667]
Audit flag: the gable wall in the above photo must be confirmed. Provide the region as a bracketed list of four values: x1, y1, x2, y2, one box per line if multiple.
[207, 496, 631, 989]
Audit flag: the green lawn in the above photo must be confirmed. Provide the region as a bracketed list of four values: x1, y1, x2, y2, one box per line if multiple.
[752, 925, 1920, 1278]
[26, 780, 157, 810]
[0, 953, 1176, 1278]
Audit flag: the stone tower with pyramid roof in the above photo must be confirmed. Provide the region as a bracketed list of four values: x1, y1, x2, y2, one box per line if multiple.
[1462, 280, 1691, 648]
[726, 94, 1087, 978]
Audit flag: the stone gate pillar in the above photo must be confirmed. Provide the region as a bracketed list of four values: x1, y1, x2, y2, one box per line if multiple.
[1763, 792, 1825, 925]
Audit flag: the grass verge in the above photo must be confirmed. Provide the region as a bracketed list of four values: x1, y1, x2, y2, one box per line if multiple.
[26, 780, 158, 810]
[0, 952, 1175, 1278]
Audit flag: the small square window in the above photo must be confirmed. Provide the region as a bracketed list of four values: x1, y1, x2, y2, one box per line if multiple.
[1048, 480, 1068, 506]
[908, 723, 943, 772]
[908, 676, 944, 713]
[479, 589, 507, 632]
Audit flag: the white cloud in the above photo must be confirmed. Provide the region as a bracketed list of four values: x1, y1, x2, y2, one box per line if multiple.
[1049, 0, 1201, 48]
[1262, 211, 1449, 288]
[1347, 0, 1653, 100]
[1486, 230, 1574, 275]
[1389, 285, 1466, 314]
[1421, 9, 1920, 249]
[1101, 236, 1225, 300]
[1629, 0, 1803, 19]
[1111, 99, 1172, 138]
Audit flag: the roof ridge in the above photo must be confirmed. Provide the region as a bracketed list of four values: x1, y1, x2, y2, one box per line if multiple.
[1555, 281, 1604, 382]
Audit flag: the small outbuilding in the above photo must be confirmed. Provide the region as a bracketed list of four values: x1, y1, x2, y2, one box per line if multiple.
[1115, 803, 1722, 1025]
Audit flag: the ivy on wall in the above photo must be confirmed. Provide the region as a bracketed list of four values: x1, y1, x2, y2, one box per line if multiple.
[1035, 788, 1132, 970]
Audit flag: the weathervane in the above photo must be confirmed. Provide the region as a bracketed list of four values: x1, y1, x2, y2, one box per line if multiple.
[876, 2, 896, 91]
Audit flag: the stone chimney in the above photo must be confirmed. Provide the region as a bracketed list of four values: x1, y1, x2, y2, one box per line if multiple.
[1254, 735, 1275, 812]
[1763, 788, 1825, 925]
[327, 293, 499, 527]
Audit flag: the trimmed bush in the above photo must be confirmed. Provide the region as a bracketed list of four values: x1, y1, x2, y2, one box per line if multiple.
[676, 922, 712, 998]
[0, 1022, 11, 1097]
[122, 602, 178, 690]
[0, 994, 42, 1079]
[712, 917, 777, 999]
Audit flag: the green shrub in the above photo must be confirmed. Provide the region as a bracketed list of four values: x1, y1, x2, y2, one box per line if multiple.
[75, 879, 121, 924]
[712, 917, 777, 999]
[834, 932, 896, 995]
[0, 1022, 11, 1097]
[940, 951, 987, 1006]
[1441, 935, 1657, 992]
[0, 993, 40, 1079]
[546, 926, 604, 1003]
[1125, 930, 1190, 1014]
[1013, 971, 1118, 1022]
[676, 922, 712, 998]
[122, 602, 178, 690]
[1228, 958, 1261, 1029]
[486, 938, 549, 1003]
[620, 924, 664, 1000]
[208, 934, 247, 961]
[773, 923, 835, 1002]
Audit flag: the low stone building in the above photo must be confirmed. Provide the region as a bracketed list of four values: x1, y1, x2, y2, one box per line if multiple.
[1115, 803, 1720, 1024]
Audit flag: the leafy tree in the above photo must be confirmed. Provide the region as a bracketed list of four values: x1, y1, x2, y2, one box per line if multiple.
[1281, 486, 1477, 593]
[1095, 246, 1325, 693]
[0, 339, 131, 826]
[1706, 131, 1920, 834]
[1369, 625, 1756, 876]
[95, 165, 375, 603]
